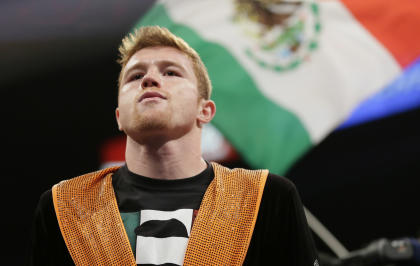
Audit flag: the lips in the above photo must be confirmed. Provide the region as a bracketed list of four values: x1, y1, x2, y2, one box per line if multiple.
[138, 91, 167, 102]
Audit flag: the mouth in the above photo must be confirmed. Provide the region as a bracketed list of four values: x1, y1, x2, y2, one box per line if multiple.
[138, 91, 167, 102]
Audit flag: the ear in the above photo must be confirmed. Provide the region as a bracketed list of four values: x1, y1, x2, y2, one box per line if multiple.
[197, 99, 216, 127]
[115, 107, 123, 131]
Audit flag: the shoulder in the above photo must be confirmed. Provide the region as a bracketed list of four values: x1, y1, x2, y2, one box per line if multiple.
[33, 189, 57, 229]
[213, 163, 297, 195]
[259, 172, 303, 211]
[54, 166, 122, 189]
[36, 189, 54, 214]
[264, 172, 297, 195]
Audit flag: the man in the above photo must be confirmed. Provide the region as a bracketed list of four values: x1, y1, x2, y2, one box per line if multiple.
[28, 26, 319, 265]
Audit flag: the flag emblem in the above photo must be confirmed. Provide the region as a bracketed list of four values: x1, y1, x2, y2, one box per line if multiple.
[233, 0, 321, 72]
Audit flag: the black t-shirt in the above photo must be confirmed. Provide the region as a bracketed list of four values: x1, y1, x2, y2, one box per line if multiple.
[114, 163, 213, 265]
[27, 163, 319, 265]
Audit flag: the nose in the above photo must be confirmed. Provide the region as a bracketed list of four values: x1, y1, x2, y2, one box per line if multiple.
[141, 69, 161, 89]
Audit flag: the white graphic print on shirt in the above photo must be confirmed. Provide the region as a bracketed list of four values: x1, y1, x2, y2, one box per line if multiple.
[135, 209, 196, 265]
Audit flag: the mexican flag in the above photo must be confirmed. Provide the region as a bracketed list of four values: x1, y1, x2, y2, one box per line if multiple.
[132, 0, 420, 174]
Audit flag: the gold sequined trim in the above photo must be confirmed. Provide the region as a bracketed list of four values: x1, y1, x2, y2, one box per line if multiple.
[184, 162, 268, 265]
[53, 167, 136, 265]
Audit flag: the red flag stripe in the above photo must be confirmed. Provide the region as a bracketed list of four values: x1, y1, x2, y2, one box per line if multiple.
[341, 0, 420, 68]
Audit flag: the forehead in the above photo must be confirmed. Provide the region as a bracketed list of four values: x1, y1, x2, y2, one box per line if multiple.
[124, 46, 194, 72]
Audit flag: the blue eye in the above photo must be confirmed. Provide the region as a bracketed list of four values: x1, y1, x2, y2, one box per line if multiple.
[131, 74, 143, 81]
[165, 70, 178, 76]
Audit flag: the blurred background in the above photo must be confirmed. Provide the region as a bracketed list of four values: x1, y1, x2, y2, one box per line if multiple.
[3, 0, 420, 264]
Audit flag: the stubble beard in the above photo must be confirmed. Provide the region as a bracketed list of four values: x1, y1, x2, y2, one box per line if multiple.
[129, 109, 171, 142]
[123, 99, 198, 144]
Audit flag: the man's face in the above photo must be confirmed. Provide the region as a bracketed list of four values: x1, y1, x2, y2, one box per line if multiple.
[116, 46, 203, 142]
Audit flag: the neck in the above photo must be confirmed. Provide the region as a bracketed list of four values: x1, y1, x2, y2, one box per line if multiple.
[124, 129, 206, 180]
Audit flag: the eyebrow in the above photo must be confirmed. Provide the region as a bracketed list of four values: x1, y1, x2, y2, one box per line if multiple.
[122, 59, 188, 83]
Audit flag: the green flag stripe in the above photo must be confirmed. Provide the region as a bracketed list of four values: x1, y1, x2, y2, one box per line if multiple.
[134, 4, 311, 174]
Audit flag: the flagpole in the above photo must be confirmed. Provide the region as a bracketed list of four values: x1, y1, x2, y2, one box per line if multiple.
[304, 207, 349, 258]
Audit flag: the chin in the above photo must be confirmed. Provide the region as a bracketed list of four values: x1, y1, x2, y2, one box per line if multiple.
[135, 116, 169, 132]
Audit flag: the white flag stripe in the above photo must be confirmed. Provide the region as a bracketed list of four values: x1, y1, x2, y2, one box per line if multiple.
[163, 0, 401, 142]
[140, 209, 193, 236]
[136, 236, 188, 265]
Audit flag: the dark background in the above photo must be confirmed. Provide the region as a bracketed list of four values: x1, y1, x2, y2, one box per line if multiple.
[2, 0, 419, 264]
